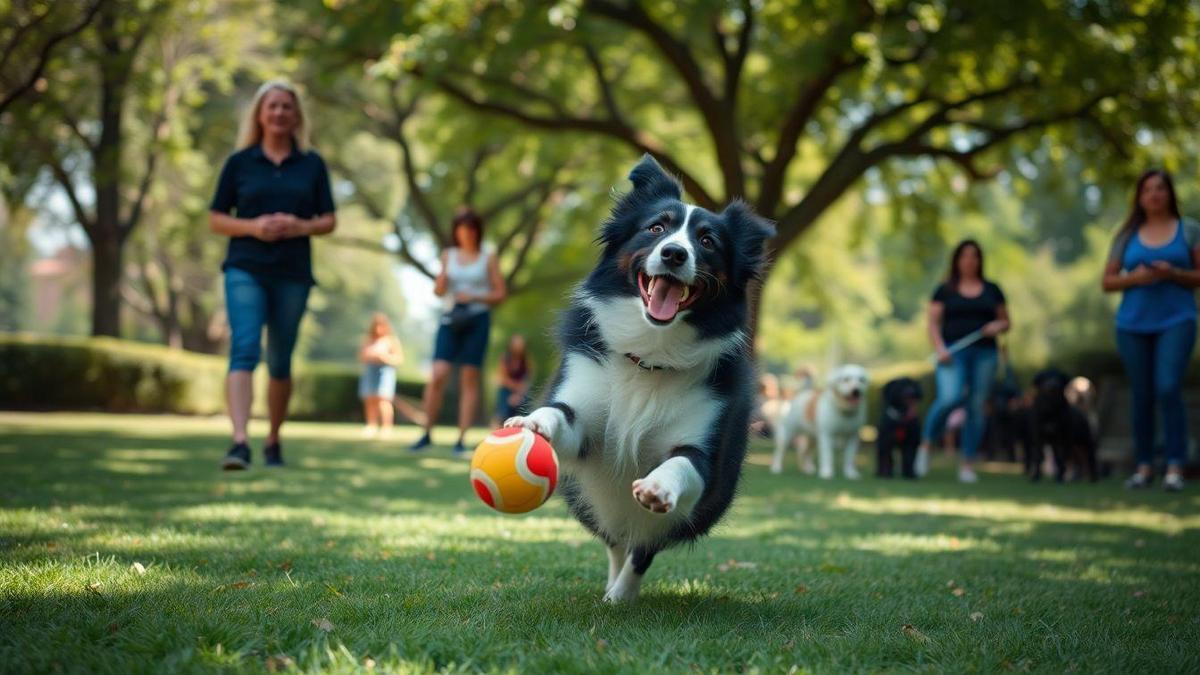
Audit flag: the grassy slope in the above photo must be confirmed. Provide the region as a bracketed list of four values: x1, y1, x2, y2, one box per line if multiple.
[1, 412, 1198, 674]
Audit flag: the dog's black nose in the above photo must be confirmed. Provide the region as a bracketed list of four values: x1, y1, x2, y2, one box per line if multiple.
[660, 244, 688, 268]
[850, 388, 861, 398]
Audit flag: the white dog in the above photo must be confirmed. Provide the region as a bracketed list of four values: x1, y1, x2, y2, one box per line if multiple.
[770, 364, 870, 479]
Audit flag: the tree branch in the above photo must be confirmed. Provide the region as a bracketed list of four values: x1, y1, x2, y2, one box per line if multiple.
[37, 145, 94, 235]
[418, 66, 719, 208]
[0, 0, 103, 114]
[384, 83, 446, 245]
[582, 43, 624, 123]
[586, 0, 745, 198]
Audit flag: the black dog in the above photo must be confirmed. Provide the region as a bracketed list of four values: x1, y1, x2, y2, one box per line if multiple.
[876, 377, 923, 479]
[1030, 368, 1098, 482]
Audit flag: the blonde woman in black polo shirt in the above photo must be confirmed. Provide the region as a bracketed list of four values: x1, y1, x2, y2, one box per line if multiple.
[209, 81, 337, 470]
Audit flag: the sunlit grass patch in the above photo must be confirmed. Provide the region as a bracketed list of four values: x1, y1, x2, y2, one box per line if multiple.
[1, 412, 1198, 673]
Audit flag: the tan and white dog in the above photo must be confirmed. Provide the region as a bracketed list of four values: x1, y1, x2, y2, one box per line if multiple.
[770, 364, 870, 479]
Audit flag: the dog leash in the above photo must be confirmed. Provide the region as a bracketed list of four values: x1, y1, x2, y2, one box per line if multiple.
[928, 328, 985, 363]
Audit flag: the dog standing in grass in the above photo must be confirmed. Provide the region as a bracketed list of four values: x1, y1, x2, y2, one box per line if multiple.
[1030, 368, 1099, 482]
[770, 365, 870, 479]
[875, 377, 924, 479]
[504, 155, 773, 602]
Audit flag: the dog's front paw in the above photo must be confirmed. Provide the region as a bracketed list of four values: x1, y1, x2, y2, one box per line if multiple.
[843, 465, 861, 480]
[503, 407, 561, 444]
[769, 462, 783, 475]
[632, 478, 676, 514]
[818, 467, 834, 480]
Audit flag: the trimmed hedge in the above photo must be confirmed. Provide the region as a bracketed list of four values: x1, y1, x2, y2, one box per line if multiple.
[0, 333, 426, 421]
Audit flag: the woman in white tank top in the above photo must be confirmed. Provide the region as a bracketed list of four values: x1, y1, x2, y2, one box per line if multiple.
[410, 208, 507, 455]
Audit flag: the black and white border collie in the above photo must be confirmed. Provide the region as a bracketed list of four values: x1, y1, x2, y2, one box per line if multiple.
[504, 154, 773, 602]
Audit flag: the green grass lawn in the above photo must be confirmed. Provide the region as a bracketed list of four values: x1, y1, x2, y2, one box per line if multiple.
[1, 412, 1198, 673]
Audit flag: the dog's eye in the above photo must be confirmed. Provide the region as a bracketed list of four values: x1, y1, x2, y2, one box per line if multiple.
[648, 223, 665, 234]
[700, 235, 715, 249]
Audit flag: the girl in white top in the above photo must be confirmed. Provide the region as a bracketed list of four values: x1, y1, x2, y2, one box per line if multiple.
[410, 208, 507, 455]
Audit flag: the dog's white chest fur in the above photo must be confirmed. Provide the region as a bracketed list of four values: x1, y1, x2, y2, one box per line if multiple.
[557, 296, 733, 547]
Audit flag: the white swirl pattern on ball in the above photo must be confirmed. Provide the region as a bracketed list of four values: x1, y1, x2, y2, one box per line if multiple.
[469, 469, 504, 510]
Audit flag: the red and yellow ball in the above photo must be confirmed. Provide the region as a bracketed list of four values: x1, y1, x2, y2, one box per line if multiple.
[470, 427, 559, 514]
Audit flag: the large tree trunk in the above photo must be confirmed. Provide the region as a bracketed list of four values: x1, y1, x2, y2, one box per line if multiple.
[90, 236, 123, 337]
[87, 3, 128, 337]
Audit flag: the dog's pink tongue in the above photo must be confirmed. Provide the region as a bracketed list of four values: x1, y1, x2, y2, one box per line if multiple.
[648, 278, 684, 321]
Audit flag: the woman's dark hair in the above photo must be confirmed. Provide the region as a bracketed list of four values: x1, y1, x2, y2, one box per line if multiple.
[451, 207, 484, 248]
[1120, 169, 1181, 235]
[946, 239, 985, 289]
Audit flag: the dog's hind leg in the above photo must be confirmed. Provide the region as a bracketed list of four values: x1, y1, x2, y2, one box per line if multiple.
[605, 542, 628, 593]
[796, 435, 815, 474]
[603, 547, 656, 603]
[876, 434, 894, 478]
[842, 435, 862, 480]
[770, 427, 788, 474]
[817, 433, 835, 479]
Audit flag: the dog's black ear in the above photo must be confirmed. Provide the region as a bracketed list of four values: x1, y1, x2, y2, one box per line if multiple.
[600, 155, 683, 248]
[723, 199, 776, 285]
[627, 154, 682, 200]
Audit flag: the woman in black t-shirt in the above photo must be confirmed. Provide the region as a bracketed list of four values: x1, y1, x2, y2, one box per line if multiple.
[209, 81, 337, 470]
[917, 240, 1010, 483]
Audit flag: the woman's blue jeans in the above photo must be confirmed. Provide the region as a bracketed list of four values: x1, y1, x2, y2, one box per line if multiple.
[922, 345, 999, 461]
[1116, 321, 1196, 468]
[224, 267, 311, 379]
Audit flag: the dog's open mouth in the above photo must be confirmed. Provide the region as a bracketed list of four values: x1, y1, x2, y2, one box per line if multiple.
[638, 271, 700, 324]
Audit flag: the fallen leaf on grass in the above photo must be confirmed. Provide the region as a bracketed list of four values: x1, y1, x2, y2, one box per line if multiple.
[363, 656, 376, 669]
[901, 624, 930, 643]
[1132, 590, 1145, 598]
[717, 559, 758, 572]
[794, 585, 808, 594]
[86, 582, 103, 595]
[265, 654, 295, 671]
[230, 581, 251, 590]
[952, 587, 966, 597]
[130, 562, 146, 576]
[107, 621, 119, 634]
[595, 638, 609, 652]
[970, 612, 984, 622]
[312, 618, 334, 632]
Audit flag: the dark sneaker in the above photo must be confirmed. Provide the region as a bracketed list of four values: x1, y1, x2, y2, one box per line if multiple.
[452, 441, 469, 458]
[221, 442, 251, 470]
[1124, 472, 1152, 489]
[409, 432, 432, 452]
[264, 442, 284, 467]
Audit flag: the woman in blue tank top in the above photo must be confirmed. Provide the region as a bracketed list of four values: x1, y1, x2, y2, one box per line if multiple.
[1102, 170, 1200, 492]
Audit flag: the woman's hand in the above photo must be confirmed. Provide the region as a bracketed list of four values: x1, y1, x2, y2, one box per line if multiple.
[454, 292, 475, 304]
[1150, 260, 1180, 282]
[936, 345, 952, 365]
[1128, 264, 1168, 286]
